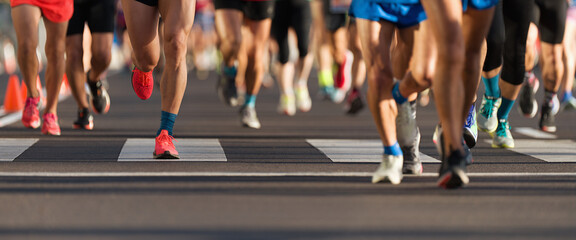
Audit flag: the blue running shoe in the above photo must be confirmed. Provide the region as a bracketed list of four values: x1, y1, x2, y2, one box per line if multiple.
[463, 104, 478, 148]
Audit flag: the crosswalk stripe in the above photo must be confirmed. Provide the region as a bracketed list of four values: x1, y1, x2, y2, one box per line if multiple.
[0, 138, 38, 161]
[306, 139, 441, 163]
[118, 138, 227, 162]
[483, 139, 576, 162]
[514, 127, 557, 139]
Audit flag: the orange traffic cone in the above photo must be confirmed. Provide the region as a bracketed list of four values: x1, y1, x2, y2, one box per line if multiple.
[3, 75, 23, 112]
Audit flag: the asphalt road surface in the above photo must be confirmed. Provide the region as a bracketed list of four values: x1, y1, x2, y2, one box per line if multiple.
[0, 70, 575, 240]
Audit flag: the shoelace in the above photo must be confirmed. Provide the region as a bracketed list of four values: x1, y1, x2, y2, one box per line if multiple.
[24, 98, 38, 116]
[496, 121, 509, 137]
[134, 69, 151, 86]
[480, 98, 495, 118]
[157, 134, 177, 148]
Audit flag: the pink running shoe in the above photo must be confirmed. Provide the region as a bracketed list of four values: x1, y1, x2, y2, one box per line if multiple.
[154, 129, 179, 159]
[41, 113, 61, 136]
[22, 97, 41, 129]
[131, 67, 153, 100]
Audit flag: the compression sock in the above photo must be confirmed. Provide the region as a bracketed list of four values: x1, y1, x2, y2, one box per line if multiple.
[157, 111, 177, 136]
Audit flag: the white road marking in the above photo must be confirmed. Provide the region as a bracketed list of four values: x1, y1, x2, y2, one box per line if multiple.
[514, 127, 557, 139]
[307, 139, 441, 163]
[0, 138, 38, 161]
[484, 139, 576, 163]
[0, 171, 574, 178]
[118, 138, 227, 162]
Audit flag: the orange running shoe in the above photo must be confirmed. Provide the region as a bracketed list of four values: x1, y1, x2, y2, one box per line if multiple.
[154, 129, 179, 159]
[22, 97, 41, 129]
[131, 67, 153, 100]
[41, 113, 61, 136]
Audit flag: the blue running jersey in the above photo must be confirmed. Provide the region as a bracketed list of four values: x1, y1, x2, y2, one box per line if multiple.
[349, 0, 426, 28]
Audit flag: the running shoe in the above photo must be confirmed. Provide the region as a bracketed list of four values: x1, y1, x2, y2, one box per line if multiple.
[372, 154, 403, 184]
[478, 95, 501, 133]
[401, 131, 422, 175]
[22, 97, 41, 129]
[88, 72, 111, 114]
[396, 101, 419, 148]
[539, 103, 556, 133]
[492, 119, 514, 148]
[433, 124, 473, 165]
[240, 106, 261, 129]
[154, 129, 179, 159]
[295, 87, 312, 112]
[41, 113, 61, 136]
[73, 108, 94, 130]
[278, 94, 296, 116]
[345, 88, 364, 115]
[518, 72, 539, 118]
[437, 149, 470, 189]
[217, 70, 238, 107]
[131, 67, 153, 100]
[561, 95, 576, 111]
[463, 104, 478, 148]
[318, 86, 335, 101]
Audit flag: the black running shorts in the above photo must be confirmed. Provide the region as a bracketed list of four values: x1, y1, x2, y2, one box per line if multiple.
[214, 0, 275, 20]
[67, 0, 117, 36]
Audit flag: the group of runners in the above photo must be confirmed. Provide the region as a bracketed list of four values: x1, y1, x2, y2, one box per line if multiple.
[3, 0, 575, 189]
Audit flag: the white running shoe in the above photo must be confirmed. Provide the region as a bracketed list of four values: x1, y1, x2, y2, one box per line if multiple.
[240, 106, 261, 129]
[278, 94, 296, 116]
[372, 154, 403, 184]
[478, 95, 501, 133]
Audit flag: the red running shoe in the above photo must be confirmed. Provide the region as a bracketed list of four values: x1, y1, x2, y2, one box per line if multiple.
[131, 67, 153, 100]
[154, 130, 179, 159]
[41, 113, 61, 136]
[22, 97, 41, 129]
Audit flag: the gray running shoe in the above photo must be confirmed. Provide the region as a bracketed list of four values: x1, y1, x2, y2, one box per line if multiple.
[401, 130, 422, 175]
[396, 101, 419, 147]
[492, 119, 514, 148]
[478, 95, 501, 133]
[240, 106, 261, 129]
[372, 154, 403, 184]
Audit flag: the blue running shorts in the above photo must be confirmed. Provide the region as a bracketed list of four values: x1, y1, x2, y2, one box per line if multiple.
[349, 0, 426, 29]
[463, 0, 499, 11]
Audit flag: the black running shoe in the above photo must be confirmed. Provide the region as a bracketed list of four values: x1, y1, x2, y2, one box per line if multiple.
[437, 149, 470, 189]
[539, 104, 556, 133]
[345, 89, 364, 115]
[217, 73, 238, 107]
[518, 73, 539, 118]
[88, 72, 111, 114]
[73, 108, 94, 130]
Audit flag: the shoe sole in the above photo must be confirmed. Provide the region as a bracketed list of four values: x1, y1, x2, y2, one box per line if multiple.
[153, 151, 180, 159]
[463, 130, 477, 148]
[73, 123, 94, 130]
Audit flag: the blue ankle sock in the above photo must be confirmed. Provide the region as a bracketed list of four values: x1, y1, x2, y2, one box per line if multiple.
[223, 65, 237, 78]
[497, 97, 514, 120]
[392, 81, 408, 105]
[384, 142, 402, 156]
[562, 91, 573, 102]
[482, 75, 501, 98]
[244, 94, 256, 108]
[157, 111, 177, 136]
